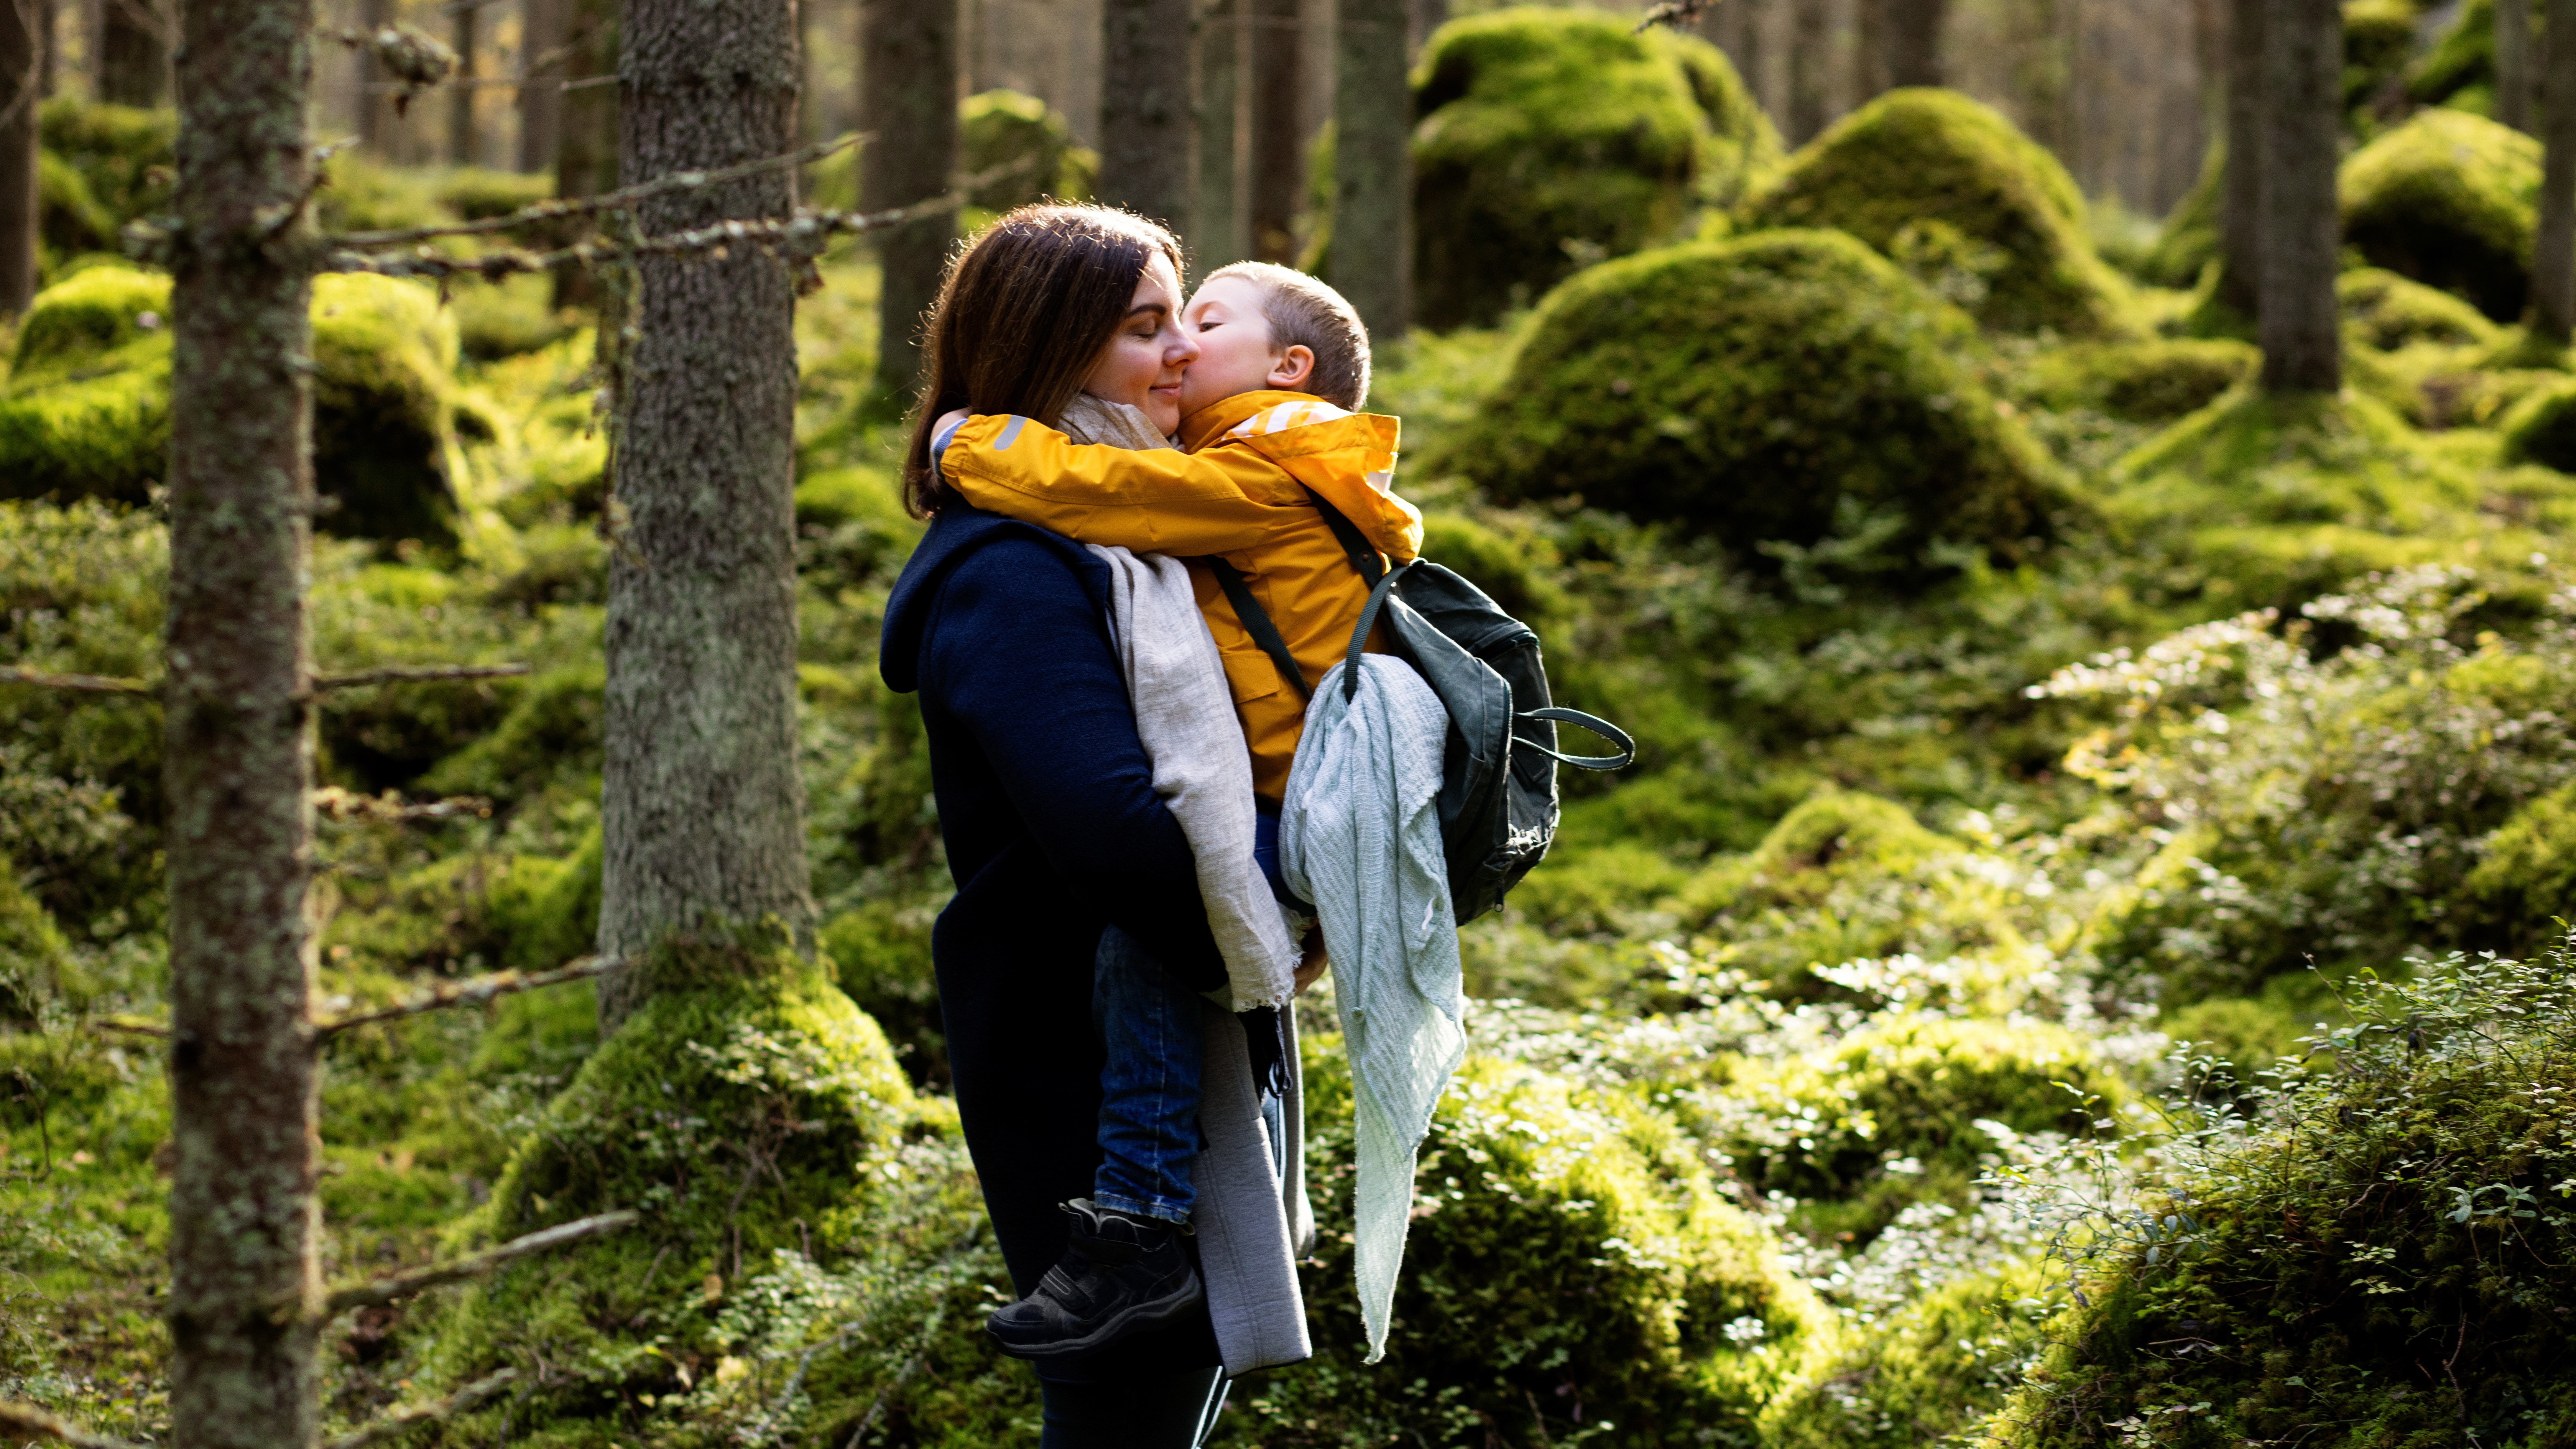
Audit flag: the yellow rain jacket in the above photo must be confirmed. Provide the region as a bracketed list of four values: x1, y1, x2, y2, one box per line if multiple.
[938, 390, 1422, 802]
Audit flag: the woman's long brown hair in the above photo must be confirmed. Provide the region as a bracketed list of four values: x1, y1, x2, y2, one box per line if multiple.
[899, 205, 1185, 517]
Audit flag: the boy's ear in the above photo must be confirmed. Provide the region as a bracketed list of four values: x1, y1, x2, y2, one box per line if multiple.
[1269, 344, 1317, 391]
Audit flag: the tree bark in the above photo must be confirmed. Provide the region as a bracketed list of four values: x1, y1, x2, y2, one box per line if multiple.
[2258, 0, 2339, 391]
[1406, 0, 1441, 56]
[2502, 0, 2536, 133]
[1247, 0, 1300, 260]
[1789, 0, 1829, 144]
[163, 0, 322, 1436]
[1721, 0, 1767, 116]
[36, 0, 51, 99]
[551, 0, 616, 305]
[2218, 0, 2262, 318]
[1853, 0, 1889, 107]
[1887, 0, 1948, 88]
[98, 0, 165, 105]
[596, 0, 813, 1031]
[1330, 0, 1403, 335]
[449, 2, 477, 165]
[2, 0, 37, 318]
[356, 0, 385, 150]
[1100, 0, 1190, 225]
[518, 0, 564, 172]
[859, 0, 955, 405]
[2535, 0, 2576, 338]
[1194, 0, 1251, 271]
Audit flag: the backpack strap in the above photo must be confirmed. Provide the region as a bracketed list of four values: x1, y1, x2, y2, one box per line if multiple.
[1514, 706, 1636, 770]
[1304, 488, 1384, 588]
[1206, 557, 1313, 701]
[1341, 560, 1414, 702]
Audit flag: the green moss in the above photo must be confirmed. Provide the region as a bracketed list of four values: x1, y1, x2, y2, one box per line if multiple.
[1253, 1038, 1838, 1447]
[2499, 375, 2576, 471]
[416, 663, 605, 807]
[2340, 106, 2540, 322]
[1763, 1255, 2058, 1447]
[2160, 991, 2313, 1087]
[310, 273, 465, 547]
[2338, 265, 2501, 353]
[2407, 0, 2497, 107]
[8, 263, 168, 379]
[2138, 143, 2219, 289]
[35, 150, 118, 265]
[2343, 0, 2422, 114]
[1448, 230, 2066, 585]
[2020, 340, 2258, 424]
[1407, 8, 1773, 328]
[1415, 508, 1570, 628]
[960, 89, 1098, 212]
[36, 98, 175, 239]
[0, 864, 70, 1025]
[1743, 88, 2135, 338]
[2468, 775, 2576, 915]
[819, 899, 940, 1084]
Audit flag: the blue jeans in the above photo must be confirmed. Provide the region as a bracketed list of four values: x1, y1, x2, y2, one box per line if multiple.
[1092, 925, 1204, 1224]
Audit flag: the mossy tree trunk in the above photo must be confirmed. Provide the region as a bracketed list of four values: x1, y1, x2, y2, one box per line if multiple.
[1101, 0, 1192, 225]
[1248, 0, 1302, 260]
[2257, 0, 2339, 391]
[518, 0, 564, 172]
[1887, 0, 1948, 88]
[1195, 0, 1251, 271]
[2501, 0, 2536, 133]
[1330, 0, 1406, 337]
[2536, 0, 2576, 339]
[860, 0, 955, 406]
[596, 0, 814, 1032]
[98, 0, 166, 106]
[1, 0, 36, 318]
[1789, 0, 1829, 145]
[163, 0, 323, 1433]
[2218, 0, 2263, 320]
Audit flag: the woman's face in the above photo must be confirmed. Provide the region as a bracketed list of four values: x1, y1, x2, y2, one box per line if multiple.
[1080, 252, 1198, 435]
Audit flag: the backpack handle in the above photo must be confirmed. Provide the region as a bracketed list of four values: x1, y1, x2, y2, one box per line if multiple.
[1513, 707, 1636, 770]
[1342, 559, 1414, 702]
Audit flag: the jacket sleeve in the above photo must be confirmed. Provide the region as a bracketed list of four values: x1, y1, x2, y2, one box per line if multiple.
[939, 414, 1313, 557]
[917, 537, 1226, 989]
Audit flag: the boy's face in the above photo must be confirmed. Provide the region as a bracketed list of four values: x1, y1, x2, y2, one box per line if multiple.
[1179, 276, 1313, 418]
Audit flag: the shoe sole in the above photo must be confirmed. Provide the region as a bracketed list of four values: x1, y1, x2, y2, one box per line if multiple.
[986, 1276, 1208, 1361]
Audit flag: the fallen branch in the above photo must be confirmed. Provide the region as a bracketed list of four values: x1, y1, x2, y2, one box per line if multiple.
[0, 667, 155, 697]
[327, 130, 868, 248]
[321, 1210, 640, 1316]
[1633, 0, 1720, 30]
[88, 1017, 172, 1040]
[312, 956, 630, 1037]
[313, 663, 531, 690]
[0, 1401, 150, 1449]
[313, 788, 495, 823]
[322, 1368, 519, 1449]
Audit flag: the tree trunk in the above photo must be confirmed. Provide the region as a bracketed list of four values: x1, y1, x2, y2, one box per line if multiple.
[2535, 0, 2576, 338]
[38, 0, 56, 99]
[449, 2, 477, 164]
[1789, 0, 1829, 144]
[551, 0, 617, 305]
[519, 0, 564, 172]
[1887, 0, 1948, 88]
[1100, 0, 1190, 225]
[2, 0, 37, 318]
[596, 0, 813, 1032]
[1330, 0, 1404, 336]
[1406, 0, 1441, 55]
[1853, 0, 1889, 107]
[859, 0, 955, 405]
[1195, 0, 1251, 271]
[98, 0, 165, 105]
[2217, 0, 2262, 317]
[1721, 0, 1767, 117]
[1248, 0, 1300, 259]
[356, 0, 385, 149]
[2258, 0, 2339, 391]
[2502, 0, 2536, 133]
[162, 0, 321, 1437]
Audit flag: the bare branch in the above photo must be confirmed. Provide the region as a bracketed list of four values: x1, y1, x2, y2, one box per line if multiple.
[88, 1017, 172, 1039]
[322, 1368, 519, 1449]
[327, 131, 869, 248]
[312, 956, 631, 1037]
[0, 1401, 151, 1449]
[1633, 0, 1720, 31]
[321, 1210, 640, 1315]
[314, 787, 495, 823]
[314, 662, 531, 690]
[0, 667, 155, 697]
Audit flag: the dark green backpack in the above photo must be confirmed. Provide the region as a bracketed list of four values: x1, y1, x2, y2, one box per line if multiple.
[1207, 496, 1634, 924]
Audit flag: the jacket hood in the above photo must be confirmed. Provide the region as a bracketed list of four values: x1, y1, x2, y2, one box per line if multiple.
[1179, 390, 1422, 564]
[880, 504, 1111, 694]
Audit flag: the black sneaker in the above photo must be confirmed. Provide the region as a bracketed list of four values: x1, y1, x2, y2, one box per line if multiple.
[985, 1198, 1204, 1360]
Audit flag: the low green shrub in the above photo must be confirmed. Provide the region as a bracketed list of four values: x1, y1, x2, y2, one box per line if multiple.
[2340, 106, 2540, 322]
[1763, 1255, 2058, 1448]
[1407, 7, 1777, 327]
[1445, 230, 2066, 585]
[0, 866, 69, 1025]
[2019, 340, 2257, 423]
[1743, 88, 2134, 338]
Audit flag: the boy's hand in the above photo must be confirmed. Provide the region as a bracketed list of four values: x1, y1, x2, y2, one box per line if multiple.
[935, 407, 973, 435]
[1293, 930, 1328, 995]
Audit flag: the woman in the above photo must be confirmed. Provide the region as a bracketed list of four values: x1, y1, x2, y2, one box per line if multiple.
[878, 205, 1230, 1445]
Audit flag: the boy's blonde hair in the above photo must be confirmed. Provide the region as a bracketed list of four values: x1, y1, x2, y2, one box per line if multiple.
[1202, 261, 1372, 411]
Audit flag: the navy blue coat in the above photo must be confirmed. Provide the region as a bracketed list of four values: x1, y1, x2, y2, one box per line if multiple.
[881, 504, 1225, 1377]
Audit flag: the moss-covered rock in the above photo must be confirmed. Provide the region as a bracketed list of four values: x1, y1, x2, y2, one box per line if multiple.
[1742, 88, 2134, 337]
[2020, 340, 2258, 423]
[1446, 230, 2066, 581]
[416, 663, 605, 807]
[36, 98, 175, 244]
[2343, 0, 2423, 114]
[0, 266, 465, 546]
[1408, 7, 1778, 328]
[2339, 107, 2540, 322]
[960, 89, 1098, 213]
[2339, 265, 2502, 352]
[36, 151, 119, 263]
[2499, 374, 2576, 471]
[2406, 0, 2499, 108]
[1246, 1036, 1837, 1447]
[2137, 143, 2220, 289]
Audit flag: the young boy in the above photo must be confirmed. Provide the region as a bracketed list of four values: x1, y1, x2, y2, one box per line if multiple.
[936, 263, 1417, 1359]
